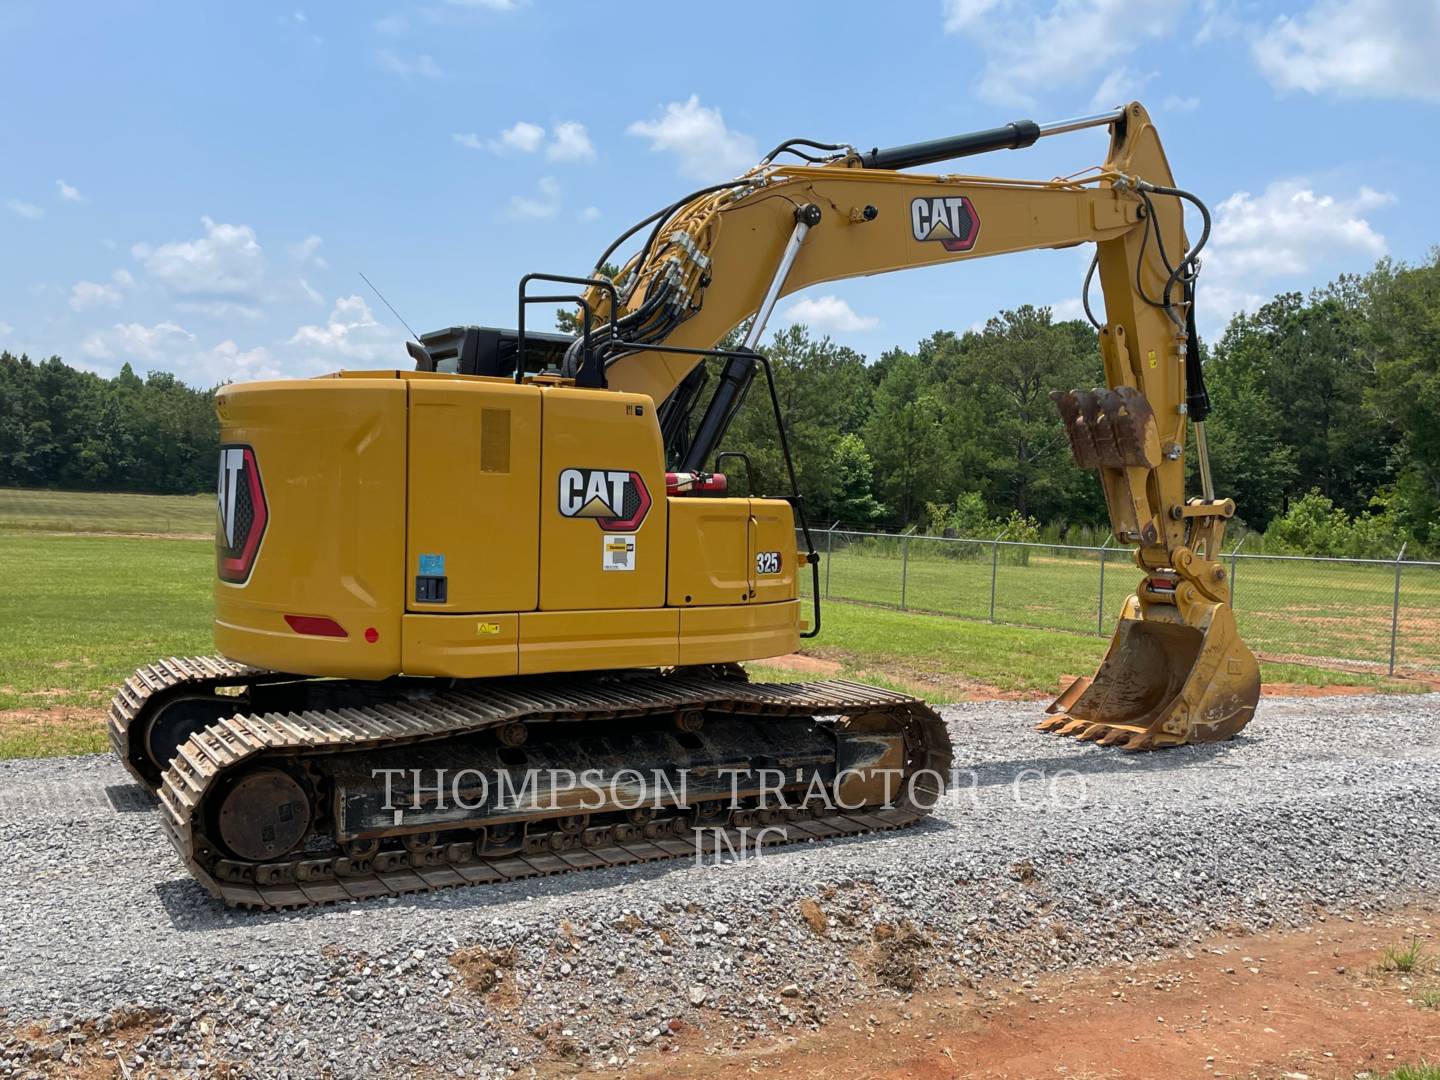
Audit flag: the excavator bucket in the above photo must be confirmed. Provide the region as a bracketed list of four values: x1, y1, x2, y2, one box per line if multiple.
[1038, 594, 1259, 750]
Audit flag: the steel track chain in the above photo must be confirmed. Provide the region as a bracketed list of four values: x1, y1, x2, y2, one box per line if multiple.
[111, 658, 953, 911]
[108, 656, 292, 787]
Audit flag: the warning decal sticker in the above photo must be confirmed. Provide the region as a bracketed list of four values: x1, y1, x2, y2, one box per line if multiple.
[602, 534, 636, 572]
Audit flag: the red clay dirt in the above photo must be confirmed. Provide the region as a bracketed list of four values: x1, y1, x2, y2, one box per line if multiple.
[623, 907, 1440, 1080]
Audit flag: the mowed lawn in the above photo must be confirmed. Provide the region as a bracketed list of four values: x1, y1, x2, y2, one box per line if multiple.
[808, 537, 1440, 675]
[0, 533, 213, 755]
[0, 489, 1425, 759]
[0, 485, 214, 536]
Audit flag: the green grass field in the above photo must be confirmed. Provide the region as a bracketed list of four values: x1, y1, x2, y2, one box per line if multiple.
[0, 485, 214, 536]
[0, 489, 1427, 760]
[808, 534, 1440, 675]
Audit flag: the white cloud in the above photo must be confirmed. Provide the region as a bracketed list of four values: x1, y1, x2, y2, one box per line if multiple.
[0, 321, 14, 338]
[463, 121, 596, 162]
[80, 321, 195, 362]
[7, 198, 43, 219]
[443, 0, 517, 9]
[288, 295, 405, 363]
[1161, 94, 1200, 112]
[1252, 0, 1440, 102]
[175, 300, 264, 321]
[490, 120, 545, 154]
[373, 13, 408, 34]
[297, 278, 325, 306]
[780, 295, 879, 334]
[69, 268, 136, 311]
[1048, 297, 1086, 321]
[56, 179, 84, 203]
[943, 0, 1003, 31]
[288, 234, 327, 268]
[377, 50, 442, 79]
[942, 0, 1180, 107]
[546, 121, 595, 162]
[132, 216, 266, 297]
[1198, 180, 1395, 328]
[69, 281, 123, 311]
[626, 96, 756, 180]
[577, 206, 601, 223]
[181, 341, 284, 386]
[1089, 67, 1154, 112]
[505, 177, 562, 221]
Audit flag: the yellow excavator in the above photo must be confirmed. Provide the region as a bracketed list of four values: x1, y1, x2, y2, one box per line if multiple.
[110, 101, 1258, 909]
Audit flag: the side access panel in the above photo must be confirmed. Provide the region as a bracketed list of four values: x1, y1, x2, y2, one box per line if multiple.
[538, 386, 667, 611]
[749, 498, 798, 604]
[666, 497, 752, 607]
[406, 378, 541, 614]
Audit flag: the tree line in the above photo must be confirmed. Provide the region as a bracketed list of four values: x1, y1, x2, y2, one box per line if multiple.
[717, 248, 1440, 558]
[0, 357, 217, 494]
[2, 248, 1436, 557]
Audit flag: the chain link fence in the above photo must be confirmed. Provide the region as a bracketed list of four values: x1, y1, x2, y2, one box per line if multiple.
[799, 527, 1440, 676]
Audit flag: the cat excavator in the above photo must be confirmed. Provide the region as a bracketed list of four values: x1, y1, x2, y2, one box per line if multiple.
[109, 101, 1259, 909]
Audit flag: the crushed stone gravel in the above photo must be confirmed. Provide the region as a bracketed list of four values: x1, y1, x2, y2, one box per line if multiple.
[1, 693, 1437, 1078]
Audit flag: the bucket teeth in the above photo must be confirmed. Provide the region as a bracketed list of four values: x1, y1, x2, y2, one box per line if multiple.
[1035, 714, 1072, 733]
[1057, 716, 1094, 737]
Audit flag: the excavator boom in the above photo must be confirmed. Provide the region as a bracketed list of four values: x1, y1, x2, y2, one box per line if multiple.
[580, 100, 1259, 749]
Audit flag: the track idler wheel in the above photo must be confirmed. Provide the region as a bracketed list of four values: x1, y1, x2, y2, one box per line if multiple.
[144, 694, 242, 771]
[1038, 593, 1260, 750]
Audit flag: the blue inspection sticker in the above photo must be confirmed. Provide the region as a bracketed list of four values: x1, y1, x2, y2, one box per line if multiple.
[418, 553, 446, 576]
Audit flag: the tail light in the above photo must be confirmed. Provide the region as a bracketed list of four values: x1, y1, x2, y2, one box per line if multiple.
[283, 614, 348, 638]
[217, 444, 268, 584]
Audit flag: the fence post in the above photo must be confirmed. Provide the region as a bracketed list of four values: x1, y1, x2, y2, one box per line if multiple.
[1390, 541, 1407, 675]
[899, 526, 915, 610]
[989, 527, 1008, 623]
[825, 522, 838, 599]
[1096, 536, 1111, 637]
[1228, 536, 1246, 609]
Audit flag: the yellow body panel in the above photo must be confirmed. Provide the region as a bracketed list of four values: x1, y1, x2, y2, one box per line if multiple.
[748, 499, 799, 604]
[213, 378, 406, 679]
[538, 386, 667, 611]
[406, 379, 541, 613]
[666, 497, 751, 606]
[678, 601, 800, 666]
[214, 374, 803, 680]
[518, 608, 679, 673]
[401, 613, 518, 678]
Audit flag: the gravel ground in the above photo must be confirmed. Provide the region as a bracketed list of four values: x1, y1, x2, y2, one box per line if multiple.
[2, 693, 1438, 1078]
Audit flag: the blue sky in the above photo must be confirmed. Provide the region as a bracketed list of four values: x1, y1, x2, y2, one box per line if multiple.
[2, 0, 1437, 387]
